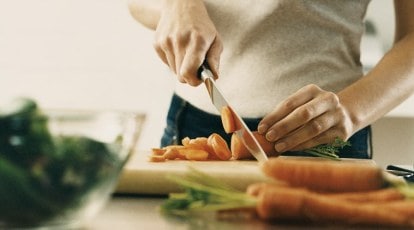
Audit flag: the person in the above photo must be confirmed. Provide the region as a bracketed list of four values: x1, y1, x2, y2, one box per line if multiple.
[128, 0, 414, 159]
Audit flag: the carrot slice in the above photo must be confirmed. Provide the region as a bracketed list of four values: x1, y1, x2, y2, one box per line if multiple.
[207, 133, 232, 160]
[231, 131, 278, 160]
[148, 155, 166, 162]
[221, 106, 236, 133]
[179, 148, 209, 161]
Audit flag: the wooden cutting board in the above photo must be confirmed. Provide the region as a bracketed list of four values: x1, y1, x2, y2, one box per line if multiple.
[114, 150, 269, 195]
[114, 150, 376, 195]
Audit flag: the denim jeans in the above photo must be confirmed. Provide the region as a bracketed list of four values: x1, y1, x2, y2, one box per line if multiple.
[161, 94, 372, 159]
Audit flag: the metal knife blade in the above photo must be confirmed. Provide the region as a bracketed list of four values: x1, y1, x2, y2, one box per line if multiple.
[198, 62, 268, 163]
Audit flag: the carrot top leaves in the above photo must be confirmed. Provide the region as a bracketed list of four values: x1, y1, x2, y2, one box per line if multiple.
[160, 167, 257, 216]
[304, 137, 350, 160]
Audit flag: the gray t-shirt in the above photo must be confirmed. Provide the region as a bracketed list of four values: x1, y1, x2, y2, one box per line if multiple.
[175, 0, 371, 117]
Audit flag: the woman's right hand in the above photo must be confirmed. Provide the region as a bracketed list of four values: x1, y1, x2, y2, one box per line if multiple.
[155, 0, 223, 86]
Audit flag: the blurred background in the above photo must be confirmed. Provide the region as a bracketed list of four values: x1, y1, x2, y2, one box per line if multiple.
[0, 0, 413, 167]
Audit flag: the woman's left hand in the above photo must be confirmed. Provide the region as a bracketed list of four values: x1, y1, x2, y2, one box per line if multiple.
[257, 84, 355, 152]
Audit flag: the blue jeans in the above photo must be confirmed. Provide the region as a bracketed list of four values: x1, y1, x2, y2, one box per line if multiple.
[161, 94, 372, 159]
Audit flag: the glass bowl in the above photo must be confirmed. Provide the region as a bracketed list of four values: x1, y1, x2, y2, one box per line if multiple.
[0, 99, 145, 229]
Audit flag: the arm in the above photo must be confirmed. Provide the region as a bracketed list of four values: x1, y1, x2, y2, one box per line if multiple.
[258, 0, 414, 152]
[128, 0, 223, 86]
[127, 0, 161, 30]
[339, 0, 414, 132]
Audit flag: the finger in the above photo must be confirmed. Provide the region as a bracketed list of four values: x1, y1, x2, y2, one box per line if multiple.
[179, 36, 209, 86]
[174, 32, 190, 81]
[154, 35, 177, 75]
[206, 35, 223, 80]
[273, 111, 337, 152]
[264, 91, 338, 142]
[258, 84, 322, 134]
[153, 42, 169, 66]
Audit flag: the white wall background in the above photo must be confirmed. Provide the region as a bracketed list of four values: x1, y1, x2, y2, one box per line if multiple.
[0, 0, 413, 167]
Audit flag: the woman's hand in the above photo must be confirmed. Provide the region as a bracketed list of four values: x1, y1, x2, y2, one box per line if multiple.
[258, 84, 355, 152]
[154, 0, 223, 86]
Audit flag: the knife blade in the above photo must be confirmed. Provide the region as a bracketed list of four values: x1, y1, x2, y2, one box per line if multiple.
[198, 61, 268, 163]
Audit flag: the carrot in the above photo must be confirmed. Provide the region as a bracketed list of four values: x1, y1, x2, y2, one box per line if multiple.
[254, 185, 414, 227]
[231, 132, 278, 160]
[248, 183, 404, 203]
[179, 148, 209, 161]
[382, 200, 414, 218]
[208, 133, 232, 160]
[261, 157, 386, 192]
[148, 155, 166, 162]
[163, 148, 181, 160]
[220, 106, 237, 133]
[328, 188, 405, 202]
[151, 148, 166, 156]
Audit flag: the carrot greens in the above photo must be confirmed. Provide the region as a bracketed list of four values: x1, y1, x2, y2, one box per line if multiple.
[304, 137, 350, 160]
[160, 168, 257, 215]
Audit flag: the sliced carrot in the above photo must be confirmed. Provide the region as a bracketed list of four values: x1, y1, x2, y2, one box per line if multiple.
[151, 148, 166, 156]
[148, 155, 166, 162]
[221, 106, 237, 133]
[231, 131, 279, 160]
[207, 133, 232, 160]
[179, 148, 209, 161]
[163, 148, 181, 160]
[261, 157, 385, 193]
[181, 137, 191, 146]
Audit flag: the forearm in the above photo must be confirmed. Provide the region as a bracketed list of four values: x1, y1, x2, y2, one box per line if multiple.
[127, 0, 162, 30]
[339, 32, 414, 132]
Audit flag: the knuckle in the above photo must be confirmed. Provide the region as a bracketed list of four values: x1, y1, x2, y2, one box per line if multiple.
[300, 107, 315, 121]
[309, 120, 324, 134]
[283, 100, 296, 112]
[325, 92, 339, 105]
[306, 84, 321, 93]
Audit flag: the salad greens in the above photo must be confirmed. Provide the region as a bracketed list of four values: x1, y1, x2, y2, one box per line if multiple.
[0, 98, 123, 227]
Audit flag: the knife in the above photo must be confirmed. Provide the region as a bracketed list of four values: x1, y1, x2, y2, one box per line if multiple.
[198, 61, 268, 163]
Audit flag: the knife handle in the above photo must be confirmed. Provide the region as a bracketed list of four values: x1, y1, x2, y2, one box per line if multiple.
[197, 60, 214, 81]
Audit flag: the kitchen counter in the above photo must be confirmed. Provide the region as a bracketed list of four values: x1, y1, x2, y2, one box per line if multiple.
[85, 195, 387, 230]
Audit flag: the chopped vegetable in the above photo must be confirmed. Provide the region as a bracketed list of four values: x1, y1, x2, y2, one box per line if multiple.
[220, 106, 236, 134]
[207, 133, 232, 160]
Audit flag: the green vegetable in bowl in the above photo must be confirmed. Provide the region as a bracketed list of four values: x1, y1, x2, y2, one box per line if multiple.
[0, 98, 125, 228]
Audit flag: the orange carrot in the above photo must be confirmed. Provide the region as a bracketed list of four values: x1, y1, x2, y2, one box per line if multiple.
[208, 133, 232, 160]
[151, 148, 166, 156]
[253, 185, 414, 227]
[231, 132, 279, 160]
[163, 148, 182, 160]
[327, 188, 405, 202]
[220, 106, 236, 133]
[148, 155, 166, 162]
[248, 183, 404, 203]
[179, 148, 209, 161]
[261, 157, 386, 192]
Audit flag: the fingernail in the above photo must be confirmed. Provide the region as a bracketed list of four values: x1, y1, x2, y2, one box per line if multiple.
[265, 130, 276, 141]
[275, 142, 287, 152]
[258, 124, 268, 134]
